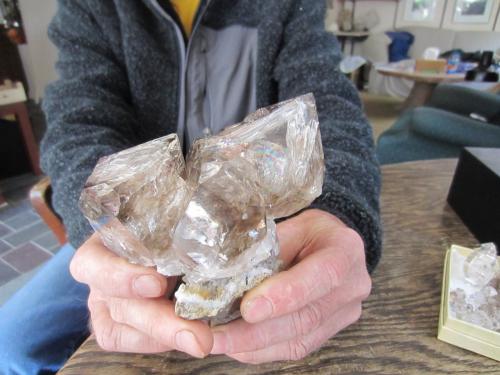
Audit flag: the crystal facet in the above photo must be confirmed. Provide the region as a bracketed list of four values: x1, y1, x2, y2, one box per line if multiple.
[80, 94, 324, 324]
[463, 242, 498, 287]
[79, 134, 190, 267]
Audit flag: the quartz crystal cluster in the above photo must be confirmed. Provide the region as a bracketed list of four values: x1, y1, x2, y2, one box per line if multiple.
[449, 243, 500, 332]
[79, 94, 324, 324]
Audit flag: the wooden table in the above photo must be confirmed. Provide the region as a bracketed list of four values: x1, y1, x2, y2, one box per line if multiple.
[376, 67, 465, 109]
[0, 101, 42, 176]
[59, 159, 498, 374]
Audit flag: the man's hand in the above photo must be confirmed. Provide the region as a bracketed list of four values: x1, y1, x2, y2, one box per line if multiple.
[70, 233, 213, 357]
[70, 208, 370, 362]
[210, 209, 372, 363]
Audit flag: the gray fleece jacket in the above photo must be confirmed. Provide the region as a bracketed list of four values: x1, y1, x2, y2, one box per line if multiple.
[41, 0, 382, 272]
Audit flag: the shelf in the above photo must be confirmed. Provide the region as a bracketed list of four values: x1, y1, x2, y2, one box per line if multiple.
[336, 31, 371, 37]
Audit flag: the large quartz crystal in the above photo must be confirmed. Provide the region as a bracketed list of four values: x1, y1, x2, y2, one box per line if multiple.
[80, 94, 324, 324]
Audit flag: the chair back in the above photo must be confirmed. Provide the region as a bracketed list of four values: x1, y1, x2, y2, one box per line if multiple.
[30, 177, 67, 245]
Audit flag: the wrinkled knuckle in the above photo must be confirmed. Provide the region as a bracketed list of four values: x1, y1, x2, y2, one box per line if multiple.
[108, 272, 127, 297]
[95, 333, 110, 351]
[323, 257, 342, 290]
[96, 323, 121, 352]
[95, 332, 106, 350]
[145, 317, 159, 341]
[108, 298, 127, 324]
[291, 312, 303, 338]
[282, 275, 308, 305]
[291, 280, 308, 305]
[288, 339, 310, 361]
[249, 326, 268, 351]
[294, 304, 322, 336]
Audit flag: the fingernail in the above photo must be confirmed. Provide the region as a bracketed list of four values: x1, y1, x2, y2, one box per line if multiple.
[210, 330, 227, 354]
[243, 296, 273, 322]
[133, 275, 161, 297]
[175, 330, 205, 358]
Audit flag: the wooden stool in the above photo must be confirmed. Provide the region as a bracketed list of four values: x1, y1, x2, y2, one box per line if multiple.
[0, 101, 42, 175]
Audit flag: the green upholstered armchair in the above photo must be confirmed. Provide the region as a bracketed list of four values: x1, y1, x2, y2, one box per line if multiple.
[376, 84, 500, 164]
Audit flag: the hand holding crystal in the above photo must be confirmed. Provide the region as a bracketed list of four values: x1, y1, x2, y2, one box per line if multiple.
[75, 94, 353, 359]
[209, 209, 372, 363]
[79, 94, 325, 325]
[70, 233, 213, 357]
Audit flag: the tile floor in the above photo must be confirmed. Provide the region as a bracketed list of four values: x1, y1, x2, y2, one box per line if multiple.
[0, 200, 59, 284]
[0, 174, 60, 303]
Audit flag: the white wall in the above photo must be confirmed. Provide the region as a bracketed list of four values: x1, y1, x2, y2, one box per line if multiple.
[17, 0, 58, 101]
[353, 1, 397, 32]
[329, 0, 398, 32]
[328, 0, 398, 55]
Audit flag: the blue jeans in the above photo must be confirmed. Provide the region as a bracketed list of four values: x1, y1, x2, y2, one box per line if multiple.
[0, 244, 90, 375]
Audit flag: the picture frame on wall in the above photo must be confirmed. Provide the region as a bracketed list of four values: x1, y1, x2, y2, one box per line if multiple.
[453, 0, 495, 23]
[443, 0, 500, 30]
[395, 0, 447, 28]
[495, 2, 500, 30]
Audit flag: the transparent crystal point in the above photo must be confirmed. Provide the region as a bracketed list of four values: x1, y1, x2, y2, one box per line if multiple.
[464, 243, 498, 287]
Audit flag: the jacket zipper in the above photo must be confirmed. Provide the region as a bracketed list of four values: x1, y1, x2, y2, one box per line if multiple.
[148, 0, 211, 150]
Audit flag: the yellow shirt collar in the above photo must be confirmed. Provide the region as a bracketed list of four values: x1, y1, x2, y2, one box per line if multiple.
[170, 0, 201, 36]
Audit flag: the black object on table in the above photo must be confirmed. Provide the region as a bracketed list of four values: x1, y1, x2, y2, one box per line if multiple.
[448, 147, 500, 251]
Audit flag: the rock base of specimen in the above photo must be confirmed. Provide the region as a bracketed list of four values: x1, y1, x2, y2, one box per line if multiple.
[80, 94, 324, 324]
[175, 255, 280, 326]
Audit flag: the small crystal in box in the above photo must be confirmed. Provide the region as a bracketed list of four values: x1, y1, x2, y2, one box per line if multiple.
[438, 243, 500, 361]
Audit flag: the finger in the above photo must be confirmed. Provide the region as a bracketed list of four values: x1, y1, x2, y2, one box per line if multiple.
[90, 297, 172, 353]
[107, 296, 213, 358]
[211, 267, 369, 355]
[276, 209, 347, 267]
[228, 302, 362, 364]
[241, 226, 365, 323]
[70, 232, 168, 299]
[275, 214, 308, 267]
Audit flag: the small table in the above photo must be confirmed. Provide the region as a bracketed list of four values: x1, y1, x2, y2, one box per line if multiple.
[0, 101, 42, 176]
[376, 67, 465, 109]
[59, 160, 498, 374]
